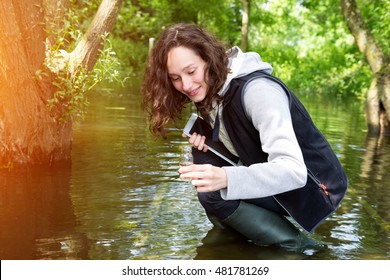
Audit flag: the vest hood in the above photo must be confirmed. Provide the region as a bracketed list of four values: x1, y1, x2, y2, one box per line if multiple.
[219, 46, 273, 97]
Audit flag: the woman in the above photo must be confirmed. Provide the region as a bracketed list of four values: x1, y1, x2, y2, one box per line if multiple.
[142, 23, 347, 252]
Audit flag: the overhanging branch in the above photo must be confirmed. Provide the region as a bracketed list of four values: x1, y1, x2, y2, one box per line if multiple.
[69, 0, 123, 72]
[340, 0, 387, 74]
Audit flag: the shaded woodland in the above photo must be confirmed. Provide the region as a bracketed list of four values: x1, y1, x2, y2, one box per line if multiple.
[1, 0, 389, 166]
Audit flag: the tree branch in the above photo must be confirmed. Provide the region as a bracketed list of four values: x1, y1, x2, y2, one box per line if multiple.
[69, 0, 123, 72]
[340, 0, 388, 74]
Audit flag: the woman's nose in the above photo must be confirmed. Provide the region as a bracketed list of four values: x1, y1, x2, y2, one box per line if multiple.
[182, 76, 192, 92]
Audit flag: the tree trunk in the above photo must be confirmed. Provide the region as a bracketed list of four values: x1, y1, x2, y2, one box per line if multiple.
[340, 0, 390, 135]
[0, 0, 122, 167]
[240, 0, 250, 52]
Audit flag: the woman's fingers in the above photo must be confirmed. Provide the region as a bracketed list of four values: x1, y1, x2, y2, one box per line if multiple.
[179, 164, 227, 191]
[179, 163, 210, 173]
[188, 133, 208, 152]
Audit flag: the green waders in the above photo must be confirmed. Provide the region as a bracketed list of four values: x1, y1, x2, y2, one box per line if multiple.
[210, 201, 324, 253]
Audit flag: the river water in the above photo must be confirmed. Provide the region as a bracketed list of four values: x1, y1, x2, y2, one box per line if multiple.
[1, 87, 389, 260]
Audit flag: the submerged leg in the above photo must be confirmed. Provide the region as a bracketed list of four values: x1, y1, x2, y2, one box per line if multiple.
[222, 201, 324, 252]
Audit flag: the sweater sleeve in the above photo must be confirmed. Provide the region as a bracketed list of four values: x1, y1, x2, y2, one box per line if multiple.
[220, 78, 307, 200]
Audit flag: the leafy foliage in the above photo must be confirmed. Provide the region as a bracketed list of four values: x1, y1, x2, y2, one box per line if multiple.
[41, 1, 121, 122]
[109, 0, 388, 102]
[41, 0, 390, 121]
[46, 36, 121, 123]
[358, 0, 390, 55]
[246, 0, 373, 99]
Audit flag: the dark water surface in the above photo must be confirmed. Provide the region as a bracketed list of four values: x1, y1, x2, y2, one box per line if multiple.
[1, 89, 389, 260]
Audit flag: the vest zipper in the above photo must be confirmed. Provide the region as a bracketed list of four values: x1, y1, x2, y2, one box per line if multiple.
[272, 169, 334, 233]
[307, 168, 333, 205]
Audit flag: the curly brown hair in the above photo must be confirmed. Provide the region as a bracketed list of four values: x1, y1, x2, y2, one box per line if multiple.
[142, 23, 229, 137]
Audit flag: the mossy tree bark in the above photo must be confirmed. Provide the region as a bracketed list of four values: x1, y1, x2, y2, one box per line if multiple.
[0, 0, 123, 167]
[340, 0, 390, 135]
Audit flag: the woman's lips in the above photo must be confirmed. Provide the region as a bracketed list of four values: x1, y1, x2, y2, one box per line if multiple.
[188, 87, 200, 97]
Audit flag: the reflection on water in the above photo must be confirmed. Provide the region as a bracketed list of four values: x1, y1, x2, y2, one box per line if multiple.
[0, 90, 389, 260]
[0, 163, 89, 259]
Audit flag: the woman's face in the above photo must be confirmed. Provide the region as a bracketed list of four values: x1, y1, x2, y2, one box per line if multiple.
[167, 46, 208, 103]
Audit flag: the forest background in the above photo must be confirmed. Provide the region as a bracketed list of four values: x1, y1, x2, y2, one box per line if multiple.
[90, 0, 390, 134]
[1, 0, 389, 166]
[108, 0, 389, 99]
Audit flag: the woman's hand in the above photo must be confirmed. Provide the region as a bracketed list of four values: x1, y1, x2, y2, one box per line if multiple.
[178, 164, 227, 192]
[182, 132, 208, 152]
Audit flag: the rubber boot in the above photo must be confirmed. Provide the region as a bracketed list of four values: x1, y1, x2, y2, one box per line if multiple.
[222, 201, 324, 253]
[206, 212, 226, 229]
